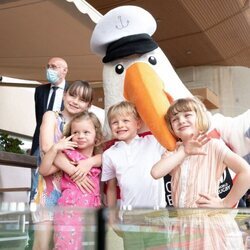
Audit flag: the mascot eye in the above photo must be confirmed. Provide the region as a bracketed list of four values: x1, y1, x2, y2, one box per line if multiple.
[115, 64, 124, 74]
[148, 56, 157, 65]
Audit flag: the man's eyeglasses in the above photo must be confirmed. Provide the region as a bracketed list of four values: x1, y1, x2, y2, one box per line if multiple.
[46, 64, 61, 70]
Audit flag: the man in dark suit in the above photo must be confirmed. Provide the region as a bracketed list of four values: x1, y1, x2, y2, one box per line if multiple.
[26, 57, 69, 250]
[30, 57, 68, 156]
[29, 57, 68, 201]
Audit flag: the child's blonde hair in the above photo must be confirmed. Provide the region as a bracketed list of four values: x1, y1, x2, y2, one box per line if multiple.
[64, 111, 103, 155]
[165, 97, 210, 138]
[107, 101, 140, 126]
[66, 80, 93, 106]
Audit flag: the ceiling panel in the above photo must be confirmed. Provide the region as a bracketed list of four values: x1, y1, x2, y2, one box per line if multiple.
[88, 0, 250, 69]
[0, 0, 249, 83]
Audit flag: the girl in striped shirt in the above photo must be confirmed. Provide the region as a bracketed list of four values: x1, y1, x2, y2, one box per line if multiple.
[151, 97, 250, 249]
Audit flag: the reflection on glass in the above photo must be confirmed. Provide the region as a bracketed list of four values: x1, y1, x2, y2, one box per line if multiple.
[1, 203, 250, 250]
[107, 208, 248, 250]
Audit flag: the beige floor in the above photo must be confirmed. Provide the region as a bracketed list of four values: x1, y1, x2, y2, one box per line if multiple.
[106, 227, 124, 250]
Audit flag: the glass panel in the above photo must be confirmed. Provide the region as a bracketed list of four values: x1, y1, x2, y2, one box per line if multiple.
[105, 208, 250, 250]
[0, 203, 250, 250]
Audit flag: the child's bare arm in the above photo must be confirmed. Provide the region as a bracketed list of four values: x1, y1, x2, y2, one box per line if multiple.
[151, 147, 186, 179]
[106, 178, 118, 208]
[39, 111, 57, 154]
[39, 135, 77, 176]
[39, 151, 75, 176]
[151, 133, 210, 179]
[39, 144, 60, 176]
[106, 179, 120, 230]
[53, 151, 78, 176]
[221, 150, 250, 207]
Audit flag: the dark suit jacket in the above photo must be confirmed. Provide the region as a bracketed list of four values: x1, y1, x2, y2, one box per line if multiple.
[30, 82, 68, 155]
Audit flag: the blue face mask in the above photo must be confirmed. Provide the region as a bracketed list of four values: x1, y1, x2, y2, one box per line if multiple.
[46, 68, 59, 84]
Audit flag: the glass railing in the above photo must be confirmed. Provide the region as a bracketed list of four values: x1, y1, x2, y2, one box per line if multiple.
[0, 202, 250, 249]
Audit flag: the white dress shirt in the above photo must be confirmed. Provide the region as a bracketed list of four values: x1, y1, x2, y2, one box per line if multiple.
[47, 80, 66, 111]
[102, 134, 166, 208]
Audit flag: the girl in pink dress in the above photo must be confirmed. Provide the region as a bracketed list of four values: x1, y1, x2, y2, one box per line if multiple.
[40, 111, 103, 249]
[151, 97, 250, 249]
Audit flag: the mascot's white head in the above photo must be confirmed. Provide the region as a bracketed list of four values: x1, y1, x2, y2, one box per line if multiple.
[90, 5, 192, 150]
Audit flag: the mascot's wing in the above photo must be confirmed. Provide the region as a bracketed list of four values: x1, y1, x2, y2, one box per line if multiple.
[211, 110, 250, 162]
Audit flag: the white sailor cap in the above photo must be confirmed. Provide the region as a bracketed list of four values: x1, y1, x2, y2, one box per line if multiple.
[90, 5, 158, 63]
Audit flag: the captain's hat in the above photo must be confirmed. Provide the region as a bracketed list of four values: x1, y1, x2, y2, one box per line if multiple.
[90, 5, 158, 63]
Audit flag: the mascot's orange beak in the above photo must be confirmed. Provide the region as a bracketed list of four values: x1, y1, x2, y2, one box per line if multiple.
[124, 62, 176, 151]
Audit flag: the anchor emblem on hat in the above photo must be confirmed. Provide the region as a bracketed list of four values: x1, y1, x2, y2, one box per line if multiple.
[115, 16, 129, 30]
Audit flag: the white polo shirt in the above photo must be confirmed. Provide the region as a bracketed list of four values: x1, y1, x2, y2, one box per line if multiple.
[102, 134, 166, 208]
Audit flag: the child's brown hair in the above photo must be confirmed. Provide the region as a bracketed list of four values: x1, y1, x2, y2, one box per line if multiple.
[64, 111, 103, 155]
[66, 80, 93, 107]
[165, 97, 210, 139]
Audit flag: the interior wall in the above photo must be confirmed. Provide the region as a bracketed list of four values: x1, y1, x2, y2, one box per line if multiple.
[0, 164, 31, 203]
[0, 86, 35, 137]
[176, 66, 250, 116]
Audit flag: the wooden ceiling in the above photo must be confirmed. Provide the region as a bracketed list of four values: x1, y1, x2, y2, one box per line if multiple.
[87, 0, 250, 69]
[0, 0, 249, 83]
[0, 0, 103, 82]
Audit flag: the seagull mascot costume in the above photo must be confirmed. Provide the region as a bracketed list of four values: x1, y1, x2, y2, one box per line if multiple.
[90, 5, 250, 206]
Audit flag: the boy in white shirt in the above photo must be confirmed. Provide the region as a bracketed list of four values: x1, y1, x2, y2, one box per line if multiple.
[102, 101, 167, 250]
[102, 101, 166, 208]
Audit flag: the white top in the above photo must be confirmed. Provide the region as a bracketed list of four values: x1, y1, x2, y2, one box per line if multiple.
[102, 134, 166, 208]
[47, 80, 66, 111]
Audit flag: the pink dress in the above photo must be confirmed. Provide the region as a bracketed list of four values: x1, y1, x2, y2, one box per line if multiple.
[168, 139, 244, 249]
[54, 149, 101, 250]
